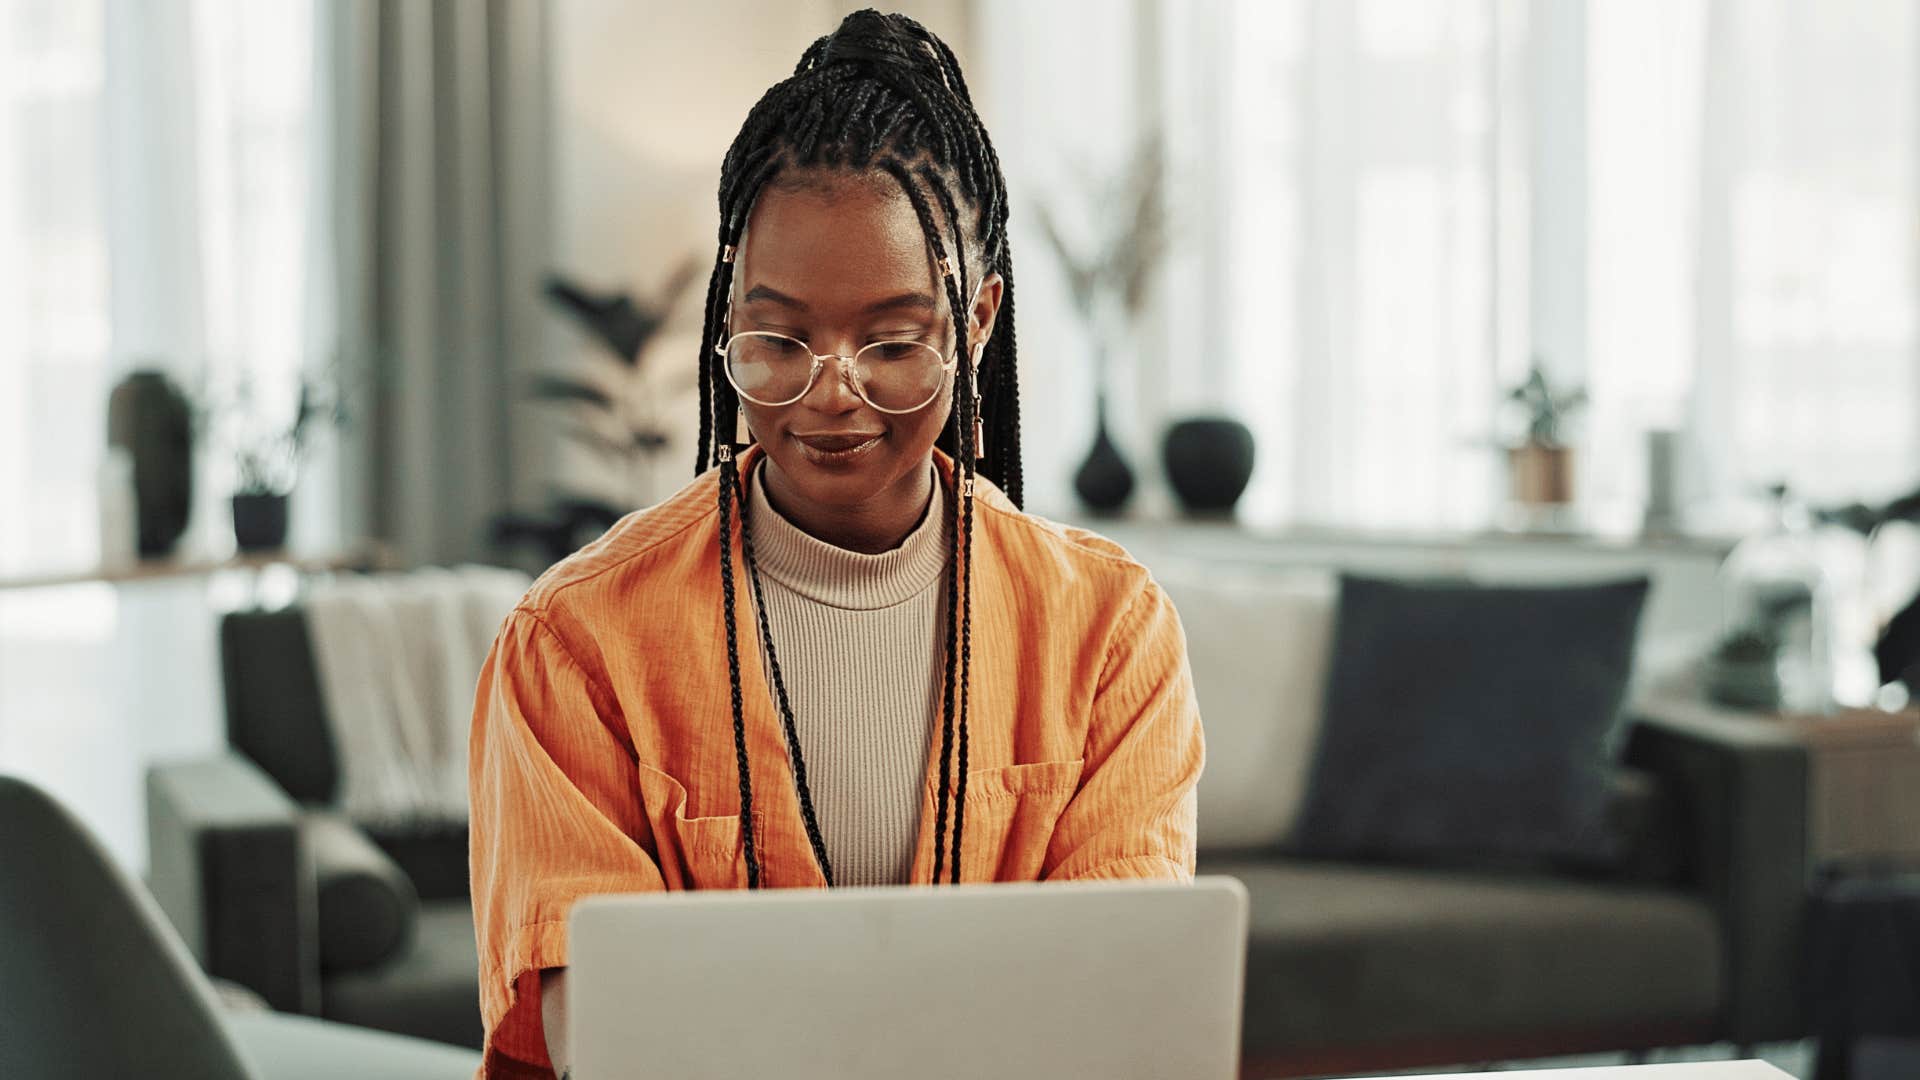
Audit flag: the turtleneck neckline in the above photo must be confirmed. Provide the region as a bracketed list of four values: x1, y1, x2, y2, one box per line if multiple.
[744, 458, 950, 611]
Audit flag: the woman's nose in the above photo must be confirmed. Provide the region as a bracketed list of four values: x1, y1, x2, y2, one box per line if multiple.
[800, 353, 864, 413]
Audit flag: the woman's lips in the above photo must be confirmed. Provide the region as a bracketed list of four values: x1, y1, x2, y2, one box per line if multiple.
[793, 431, 884, 465]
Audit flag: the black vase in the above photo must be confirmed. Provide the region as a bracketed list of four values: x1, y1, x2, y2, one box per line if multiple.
[1163, 416, 1256, 516]
[106, 371, 195, 557]
[232, 493, 289, 553]
[1074, 394, 1135, 515]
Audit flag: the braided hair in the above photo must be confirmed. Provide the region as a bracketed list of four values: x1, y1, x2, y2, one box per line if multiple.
[696, 10, 1023, 888]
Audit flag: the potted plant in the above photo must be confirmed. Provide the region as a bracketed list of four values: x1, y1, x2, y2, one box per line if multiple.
[198, 367, 351, 553]
[489, 261, 699, 568]
[1505, 359, 1587, 506]
[1705, 625, 1784, 711]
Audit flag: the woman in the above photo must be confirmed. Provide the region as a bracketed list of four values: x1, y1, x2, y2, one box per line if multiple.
[469, 10, 1203, 1078]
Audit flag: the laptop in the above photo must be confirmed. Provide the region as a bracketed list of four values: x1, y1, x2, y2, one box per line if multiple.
[567, 876, 1249, 1080]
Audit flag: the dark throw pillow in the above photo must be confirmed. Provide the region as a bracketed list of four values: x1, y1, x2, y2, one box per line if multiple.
[304, 810, 420, 973]
[1288, 573, 1650, 869]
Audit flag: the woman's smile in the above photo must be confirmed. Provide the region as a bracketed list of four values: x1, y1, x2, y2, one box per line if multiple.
[793, 429, 886, 467]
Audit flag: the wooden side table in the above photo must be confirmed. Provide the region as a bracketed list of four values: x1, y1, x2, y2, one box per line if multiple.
[1636, 698, 1920, 1080]
[1636, 698, 1920, 870]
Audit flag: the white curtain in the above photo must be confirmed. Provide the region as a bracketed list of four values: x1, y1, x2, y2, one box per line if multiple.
[1688, 0, 1918, 512]
[1218, 1, 1514, 530]
[980, 0, 1920, 531]
[984, 0, 1520, 528]
[0, 4, 106, 574]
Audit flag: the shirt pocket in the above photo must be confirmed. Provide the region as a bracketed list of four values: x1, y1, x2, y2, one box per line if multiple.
[634, 761, 759, 891]
[955, 758, 1086, 881]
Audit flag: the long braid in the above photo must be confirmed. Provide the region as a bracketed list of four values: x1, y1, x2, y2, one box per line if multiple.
[715, 449, 760, 889]
[695, 9, 1023, 886]
[881, 155, 977, 883]
[736, 460, 836, 886]
[693, 256, 729, 475]
[909, 161, 981, 882]
[988, 252, 1024, 507]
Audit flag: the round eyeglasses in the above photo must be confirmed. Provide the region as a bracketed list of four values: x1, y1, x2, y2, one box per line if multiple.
[715, 331, 960, 415]
[714, 279, 985, 415]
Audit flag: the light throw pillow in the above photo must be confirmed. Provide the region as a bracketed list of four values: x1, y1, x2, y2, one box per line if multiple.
[1155, 562, 1336, 852]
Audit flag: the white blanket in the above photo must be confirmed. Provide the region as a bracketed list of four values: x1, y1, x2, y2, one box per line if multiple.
[304, 564, 530, 824]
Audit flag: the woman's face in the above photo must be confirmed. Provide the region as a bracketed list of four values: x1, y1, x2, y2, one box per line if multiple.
[728, 170, 1002, 516]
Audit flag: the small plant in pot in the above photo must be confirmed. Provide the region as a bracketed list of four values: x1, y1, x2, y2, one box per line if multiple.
[1504, 359, 1587, 507]
[198, 368, 351, 554]
[1704, 625, 1784, 711]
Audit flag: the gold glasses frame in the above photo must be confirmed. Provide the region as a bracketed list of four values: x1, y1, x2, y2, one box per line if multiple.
[713, 279, 986, 415]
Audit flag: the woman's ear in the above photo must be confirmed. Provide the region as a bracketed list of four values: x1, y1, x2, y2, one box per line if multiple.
[968, 271, 1005, 352]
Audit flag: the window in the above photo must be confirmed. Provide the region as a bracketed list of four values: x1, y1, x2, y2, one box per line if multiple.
[982, 0, 1920, 530]
[0, 0, 316, 577]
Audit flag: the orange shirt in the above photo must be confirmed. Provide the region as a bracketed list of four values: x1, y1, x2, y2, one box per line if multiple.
[468, 444, 1204, 1078]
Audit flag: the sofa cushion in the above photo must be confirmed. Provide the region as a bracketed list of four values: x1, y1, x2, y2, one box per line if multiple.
[320, 902, 482, 1050]
[1291, 574, 1649, 868]
[1201, 857, 1721, 1057]
[222, 609, 339, 804]
[305, 811, 419, 974]
[361, 815, 471, 902]
[1155, 563, 1336, 851]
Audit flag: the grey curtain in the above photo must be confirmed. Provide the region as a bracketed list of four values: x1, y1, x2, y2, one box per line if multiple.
[319, 0, 552, 567]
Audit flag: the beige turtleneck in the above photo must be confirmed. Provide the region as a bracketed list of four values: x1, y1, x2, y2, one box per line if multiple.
[742, 458, 951, 887]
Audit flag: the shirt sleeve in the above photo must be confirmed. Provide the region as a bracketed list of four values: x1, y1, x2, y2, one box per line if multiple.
[469, 608, 665, 1078]
[1044, 575, 1205, 882]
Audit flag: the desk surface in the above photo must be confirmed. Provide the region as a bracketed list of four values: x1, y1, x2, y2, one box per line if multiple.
[1360, 1063, 1789, 1079]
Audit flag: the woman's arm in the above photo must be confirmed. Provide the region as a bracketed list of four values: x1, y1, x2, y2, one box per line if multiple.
[470, 609, 666, 1072]
[1044, 576, 1205, 881]
[542, 966, 569, 1076]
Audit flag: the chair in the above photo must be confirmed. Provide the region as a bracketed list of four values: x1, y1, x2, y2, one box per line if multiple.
[0, 771, 478, 1079]
[146, 608, 481, 1048]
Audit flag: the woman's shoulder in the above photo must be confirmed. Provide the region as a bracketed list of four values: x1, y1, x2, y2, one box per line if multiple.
[513, 465, 727, 622]
[971, 488, 1163, 608]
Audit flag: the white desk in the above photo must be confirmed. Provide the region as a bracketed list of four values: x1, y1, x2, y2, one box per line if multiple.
[1358, 1063, 1790, 1079]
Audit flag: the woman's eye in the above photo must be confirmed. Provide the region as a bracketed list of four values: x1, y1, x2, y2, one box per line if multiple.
[867, 340, 929, 362]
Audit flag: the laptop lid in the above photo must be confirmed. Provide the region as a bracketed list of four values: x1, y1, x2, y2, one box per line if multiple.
[568, 876, 1248, 1080]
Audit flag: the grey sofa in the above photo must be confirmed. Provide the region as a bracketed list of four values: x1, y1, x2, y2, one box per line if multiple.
[1204, 711, 1808, 1077]
[154, 581, 1812, 1077]
[2, 771, 478, 1079]
[146, 609, 482, 1050]
[1162, 566, 1811, 1077]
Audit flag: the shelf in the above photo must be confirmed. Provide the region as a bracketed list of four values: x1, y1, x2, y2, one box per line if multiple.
[0, 545, 393, 592]
[1062, 513, 1740, 561]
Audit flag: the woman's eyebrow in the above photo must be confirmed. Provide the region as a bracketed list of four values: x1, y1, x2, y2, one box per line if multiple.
[741, 283, 938, 316]
[743, 284, 807, 310]
[862, 292, 937, 315]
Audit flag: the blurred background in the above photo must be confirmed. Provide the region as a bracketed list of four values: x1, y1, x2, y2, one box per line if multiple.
[3, 2, 1919, 1076]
